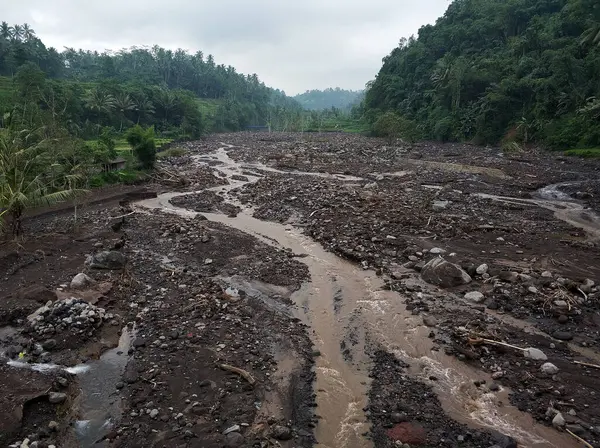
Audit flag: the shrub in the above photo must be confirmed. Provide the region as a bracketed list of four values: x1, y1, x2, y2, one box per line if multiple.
[125, 125, 156, 169]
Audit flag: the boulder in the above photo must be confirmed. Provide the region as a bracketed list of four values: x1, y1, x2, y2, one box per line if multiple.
[421, 258, 472, 288]
[70, 273, 95, 289]
[87, 251, 127, 270]
[464, 291, 485, 303]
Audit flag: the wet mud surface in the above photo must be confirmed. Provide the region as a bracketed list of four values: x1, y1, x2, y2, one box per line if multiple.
[2, 132, 600, 448]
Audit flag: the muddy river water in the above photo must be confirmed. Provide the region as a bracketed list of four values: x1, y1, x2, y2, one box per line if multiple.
[136, 144, 579, 448]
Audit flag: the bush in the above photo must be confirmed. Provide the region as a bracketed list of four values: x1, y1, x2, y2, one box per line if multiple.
[373, 111, 421, 143]
[157, 147, 186, 158]
[564, 148, 600, 158]
[125, 125, 156, 169]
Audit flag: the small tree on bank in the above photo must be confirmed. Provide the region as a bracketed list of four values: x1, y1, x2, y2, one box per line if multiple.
[126, 125, 157, 169]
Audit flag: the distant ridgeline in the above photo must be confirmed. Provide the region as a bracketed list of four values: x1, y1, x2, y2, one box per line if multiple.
[363, 0, 600, 149]
[294, 88, 364, 111]
[0, 21, 302, 135]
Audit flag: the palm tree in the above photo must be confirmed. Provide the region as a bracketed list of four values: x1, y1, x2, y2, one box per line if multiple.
[0, 130, 86, 235]
[22, 23, 36, 41]
[154, 88, 177, 122]
[0, 22, 11, 40]
[11, 24, 24, 41]
[582, 24, 600, 47]
[132, 95, 155, 124]
[84, 88, 115, 114]
[113, 93, 135, 131]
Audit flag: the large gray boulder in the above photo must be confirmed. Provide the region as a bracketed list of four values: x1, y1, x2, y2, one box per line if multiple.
[87, 251, 127, 270]
[421, 257, 472, 287]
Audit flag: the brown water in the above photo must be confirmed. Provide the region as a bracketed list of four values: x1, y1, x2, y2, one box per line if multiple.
[136, 144, 579, 448]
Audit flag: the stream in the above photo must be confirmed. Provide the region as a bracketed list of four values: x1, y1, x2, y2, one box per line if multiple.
[135, 144, 579, 448]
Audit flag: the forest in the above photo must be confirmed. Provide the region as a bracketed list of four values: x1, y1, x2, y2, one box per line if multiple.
[363, 0, 600, 150]
[294, 88, 364, 111]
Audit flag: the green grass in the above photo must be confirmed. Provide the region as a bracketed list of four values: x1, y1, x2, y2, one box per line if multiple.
[86, 137, 173, 152]
[564, 148, 600, 158]
[304, 117, 370, 134]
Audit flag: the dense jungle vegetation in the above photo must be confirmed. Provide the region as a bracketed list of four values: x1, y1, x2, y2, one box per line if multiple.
[294, 88, 364, 111]
[363, 0, 600, 150]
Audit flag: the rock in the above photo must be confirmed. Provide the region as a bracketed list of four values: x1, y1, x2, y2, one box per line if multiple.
[87, 251, 127, 270]
[225, 432, 244, 447]
[432, 200, 449, 211]
[492, 371, 504, 380]
[41, 339, 57, 350]
[271, 425, 292, 441]
[149, 409, 159, 418]
[541, 270, 553, 278]
[429, 247, 446, 254]
[540, 363, 559, 375]
[48, 392, 67, 404]
[553, 300, 568, 309]
[557, 315, 569, 324]
[552, 331, 573, 341]
[489, 383, 500, 392]
[580, 279, 595, 294]
[223, 425, 241, 435]
[499, 271, 519, 283]
[464, 291, 485, 303]
[391, 412, 408, 423]
[528, 286, 538, 294]
[476, 264, 489, 275]
[420, 258, 472, 288]
[552, 412, 566, 428]
[423, 316, 437, 327]
[48, 421, 59, 431]
[132, 337, 146, 347]
[566, 424, 585, 435]
[70, 273, 95, 289]
[523, 347, 547, 361]
[518, 273, 533, 282]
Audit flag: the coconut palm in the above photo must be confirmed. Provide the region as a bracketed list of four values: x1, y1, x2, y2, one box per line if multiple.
[582, 24, 600, 47]
[0, 130, 85, 235]
[113, 93, 135, 131]
[11, 24, 24, 41]
[0, 22, 11, 40]
[84, 88, 115, 114]
[22, 23, 36, 41]
[132, 95, 155, 123]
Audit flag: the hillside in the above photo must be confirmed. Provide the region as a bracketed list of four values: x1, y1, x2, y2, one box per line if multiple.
[0, 25, 301, 135]
[364, 0, 600, 149]
[294, 88, 363, 111]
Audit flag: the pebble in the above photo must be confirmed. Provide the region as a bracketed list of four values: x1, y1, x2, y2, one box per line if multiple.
[552, 412, 566, 428]
[540, 363, 559, 375]
[271, 425, 293, 441]
[523, 347, 547, 361]
[476, 264, 489, 275]
[541, 271, 553, 278]
[225, 432, 245, 447]
[491, 371, 504, 380]
[528, 286, 538, 294]
[223, 425, 241, 435]
[150, 409, 159, 418]
[422, 316, 438, 327]
[48, 392, 67, 404]
[557, 315, 569, 324]
[429, 247, 446, 254]
[464, 291, 485, 303]
[552, 331, 573, 341]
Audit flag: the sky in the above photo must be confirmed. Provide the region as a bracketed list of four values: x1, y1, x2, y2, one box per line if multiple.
[1, 0, 450, 95]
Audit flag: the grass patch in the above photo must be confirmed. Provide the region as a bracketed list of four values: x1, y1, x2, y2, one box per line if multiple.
[86, 137, 173, 153]
[89, 169, 147, 187]
[564, 148, 600, 158]
[157, 147, 186, 159]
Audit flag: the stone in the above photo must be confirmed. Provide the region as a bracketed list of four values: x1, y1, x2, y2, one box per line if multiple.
[465, 291, 485, 303]
[271, 425, 292, 441]
[223, 425, 240, 435]
[429, 247, 446, 255]
[70, 273, 95, 289]
[492, 371, 504, 380]
[553, 300, 568, 309]
[580, 279, 595, 294]
[541, 271, 553, 278]
[498, 271, 519, 283]
[48, 392, 67, 404]
[420, 258, 472, 288]
[523, 348, 547, 361]
[540, 363, 559, 375]
[528, 286, 538, 294]
[48, 421, 59, 431]
[476, 264, 489, 275]
[149, 409, 159, 418]
[552, 331, 573, 341]
[132, 337, 146, 347]
[557, 315, 569, 324]
[42, 339, 57, 350]
[224, 432, 244, 447]
[423, 316, 438, 327]
[87, 251, 127, 270]
[432, 200, 449, 211]
[489, 383, 500, 392]
[391, 412, 408, 423]
[552, 413, 566, 428]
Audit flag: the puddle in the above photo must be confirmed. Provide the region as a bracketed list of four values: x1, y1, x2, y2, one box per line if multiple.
[136, 144, 580, 448]
[475, 182, 600, 240]
[74, 326, 135, 447]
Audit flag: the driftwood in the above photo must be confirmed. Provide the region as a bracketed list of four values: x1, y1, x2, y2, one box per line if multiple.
[218, 363, 256, 385]
[566, 428, 593, 448]
[574, 360, 600, 370]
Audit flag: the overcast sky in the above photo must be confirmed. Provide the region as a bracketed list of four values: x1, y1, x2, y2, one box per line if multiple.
[2, 0, 450, 95]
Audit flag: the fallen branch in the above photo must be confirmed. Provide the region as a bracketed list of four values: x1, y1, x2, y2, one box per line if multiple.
[469, 337, 526, 352]
[574, 360, 600, 370]
[566, 428, 593, 448]
[219, 363, 256, 386]
[576, 287, 588, 301]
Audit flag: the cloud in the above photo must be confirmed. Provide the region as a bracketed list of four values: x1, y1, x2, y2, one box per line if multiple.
[2, 0, 450, 95]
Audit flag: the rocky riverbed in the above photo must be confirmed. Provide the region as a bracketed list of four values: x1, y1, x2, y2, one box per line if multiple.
[2, 132, 600, 448]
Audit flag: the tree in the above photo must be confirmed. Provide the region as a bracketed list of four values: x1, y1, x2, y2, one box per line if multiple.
[22, 24, 36, 41]
[132, 94, 155, 124]
[0, 22, 11, 40]
[125, 125, 156, 169]
[0, 130, 85, 235]
[113, 93, 135, 131]
[11, 24, 23, 42]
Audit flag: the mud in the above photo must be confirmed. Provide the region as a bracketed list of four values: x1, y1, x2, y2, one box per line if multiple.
[2, 132, 600, 448]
